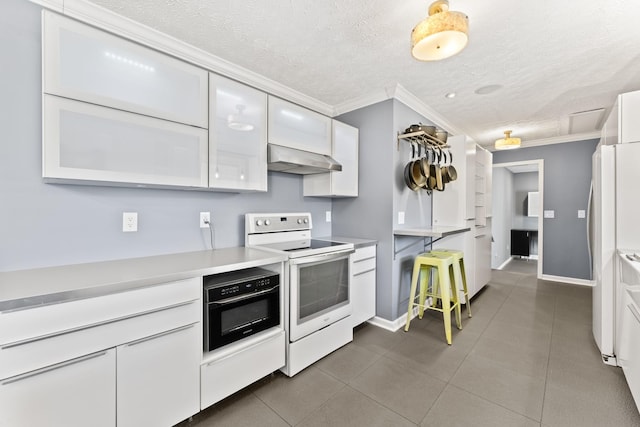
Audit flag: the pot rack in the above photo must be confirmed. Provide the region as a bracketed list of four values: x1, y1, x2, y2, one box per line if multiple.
[397, 130, 449, 150]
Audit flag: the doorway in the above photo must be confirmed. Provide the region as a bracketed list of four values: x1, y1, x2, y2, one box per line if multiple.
[492, 160, 544, 279]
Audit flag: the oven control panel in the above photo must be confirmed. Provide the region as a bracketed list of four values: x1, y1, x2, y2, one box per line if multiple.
[204, 268, 280, 301]
[245, 213, 312, 234]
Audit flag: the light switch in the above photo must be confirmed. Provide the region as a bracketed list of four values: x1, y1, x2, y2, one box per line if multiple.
[398, 211, 405, 225]
[325, 211, 331, 222]
[544, 210, 555, 219]
[578, 210, 586, 218]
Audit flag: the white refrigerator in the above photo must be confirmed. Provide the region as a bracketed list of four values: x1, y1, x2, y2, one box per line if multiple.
[590, 141, 640, 366]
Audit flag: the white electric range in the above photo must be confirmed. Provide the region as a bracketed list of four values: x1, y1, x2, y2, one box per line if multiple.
[245, 212, 354, 376]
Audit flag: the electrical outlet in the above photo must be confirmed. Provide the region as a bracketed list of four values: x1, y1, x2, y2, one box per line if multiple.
[200, 212, 210, 228]
[398, 211, 405, 225]
[326, 211, 331, 222]
[123, 212, 137, 232]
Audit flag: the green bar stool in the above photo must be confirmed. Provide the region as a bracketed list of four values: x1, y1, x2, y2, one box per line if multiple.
[429, 249, 472, 317]
[404, 252, 462, 344]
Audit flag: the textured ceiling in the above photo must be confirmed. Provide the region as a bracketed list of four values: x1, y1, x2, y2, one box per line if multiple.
[84, 0, 640, 148]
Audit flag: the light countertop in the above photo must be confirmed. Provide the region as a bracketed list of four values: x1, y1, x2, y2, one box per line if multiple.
[0, 247, 287, 312]
[316, 236, 377, 249]
[393, 225, 471, 238]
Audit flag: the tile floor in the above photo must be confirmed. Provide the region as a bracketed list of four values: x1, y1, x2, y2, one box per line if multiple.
[180, 263, 640, 427]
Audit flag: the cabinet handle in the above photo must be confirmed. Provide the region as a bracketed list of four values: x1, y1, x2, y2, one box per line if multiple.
[124, 323, 196, 348]
[1, 351, 108, 386]
[354, 267, 376, 276]
[2, 300, 196, 350]
[354, 256, 376, 263]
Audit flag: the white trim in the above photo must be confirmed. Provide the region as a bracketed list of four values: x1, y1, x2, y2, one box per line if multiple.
[33, 0, 333, 116]
[392, 84, 467, 135]
[29, 0, 62, 11]
[493, 159, 545, 279]
[332, 88, 390, 117]
[484, 131, 601, 152]
[497, 257, 513, 270]
[366, 307, 418, 332]
[541, 274, 594, 287]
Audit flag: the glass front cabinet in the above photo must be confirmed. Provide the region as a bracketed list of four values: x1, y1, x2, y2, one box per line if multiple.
[208, 74, 268, 192]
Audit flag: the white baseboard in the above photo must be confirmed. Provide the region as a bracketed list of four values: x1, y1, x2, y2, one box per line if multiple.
[366, 307, 419, 332]
[541, 274, 594, 287]
[496, 257, 513, 270]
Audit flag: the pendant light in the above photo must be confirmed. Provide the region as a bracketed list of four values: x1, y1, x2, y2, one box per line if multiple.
[227, 104, 254, 132]
[411, 0, 469, 61]
[495, 130, 522, 150]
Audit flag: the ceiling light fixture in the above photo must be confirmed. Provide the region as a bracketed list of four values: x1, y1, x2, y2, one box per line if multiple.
[411, 0, 469, 61]
[445, 92, 456, 99]
[495, 130, 521, 150]
[227, 104, 254, 131]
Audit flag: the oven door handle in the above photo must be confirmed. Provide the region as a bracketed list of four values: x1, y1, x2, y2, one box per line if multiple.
[289, 249, 355, 265]
[210, 286, 279, 305]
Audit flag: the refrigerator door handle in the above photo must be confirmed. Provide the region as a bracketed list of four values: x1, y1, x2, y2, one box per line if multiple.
[587, 179, 593, 280]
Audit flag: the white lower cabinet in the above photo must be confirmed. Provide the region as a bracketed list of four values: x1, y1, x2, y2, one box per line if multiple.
[0, 349, 116, 427]
[201, 329, 285, 409]
[117, 323, 200, 427]
[0, 278, 201, 427]
[351, 245, 377, 327]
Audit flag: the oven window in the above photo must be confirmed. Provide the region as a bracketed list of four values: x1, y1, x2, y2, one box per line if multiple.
[221, 299, 269, 336]
[298, 257, 349, 321]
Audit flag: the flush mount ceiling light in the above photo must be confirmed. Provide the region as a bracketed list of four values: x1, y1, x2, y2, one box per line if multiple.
[227, 104, 254, 131]
[411, 0, 469, 61]
[495, 130, 521, 150]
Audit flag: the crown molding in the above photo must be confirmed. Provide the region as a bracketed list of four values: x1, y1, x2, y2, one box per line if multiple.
[35, 0, 334, 116]
[391, 84, 468, 136]
[29, 0, 62, 11]
[483, 131, 601, 152]
[332, 88, 390, 117]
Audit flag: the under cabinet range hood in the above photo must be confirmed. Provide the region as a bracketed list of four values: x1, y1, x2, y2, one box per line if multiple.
[267, 144, 342, 175]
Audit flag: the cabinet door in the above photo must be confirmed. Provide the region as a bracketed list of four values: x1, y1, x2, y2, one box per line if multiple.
[475, 222, 492, 290]
[303, 120, 359, 197]
[43, 11, 208, 128]
[43, 95, 208, 188]
[465, 140, 477, 220]
[268, 96, 331, 155]
[117, 323, 200, 427]
[621, 91, 640, 144]
[0, 349, 115, 427]
[209, 74, 267, 191]
[351, 246, 376, 327]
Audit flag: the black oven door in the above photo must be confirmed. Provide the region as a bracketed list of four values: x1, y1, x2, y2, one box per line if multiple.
[206, 285, 279, 352]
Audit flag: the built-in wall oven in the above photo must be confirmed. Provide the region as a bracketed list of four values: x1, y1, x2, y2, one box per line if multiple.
[245, 212, 355, 376]
[203, 267, 280, 352]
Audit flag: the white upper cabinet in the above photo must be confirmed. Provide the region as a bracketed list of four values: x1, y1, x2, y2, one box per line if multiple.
[620, 90, 640, 144]
[209, 74, 267, 192]
[42, 11, 208, 128]
[268, 96, 332, 155]
[303, 120, 359, 197]
[43, 95, 209, 188]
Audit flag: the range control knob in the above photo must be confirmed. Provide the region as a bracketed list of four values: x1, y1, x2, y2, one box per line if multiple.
[256, 220, 263, 226]
[303, 218, 309, 224]
[265, 219, 271, 226]
[297, 218, 303, 224]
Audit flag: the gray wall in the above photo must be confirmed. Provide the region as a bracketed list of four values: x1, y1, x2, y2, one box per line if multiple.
[333, 100, 395, 320]
[513, 172, 539, 230]
[335, 99, 434, 322]
[0, 0, 331, 272]
[493, 139, 599, 280]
